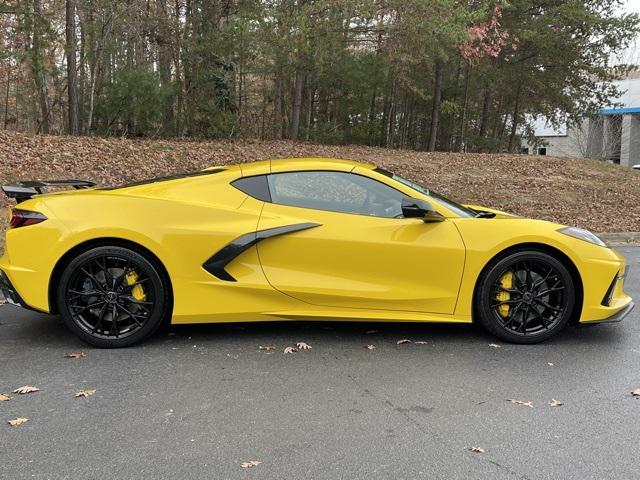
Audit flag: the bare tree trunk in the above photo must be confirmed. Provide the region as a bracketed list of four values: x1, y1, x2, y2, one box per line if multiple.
[66, 0, 79, 134]
[31, 0, 50, 134]
[508, 82, 522, 152]
[274, 58, 285, 139]
[290, 63, 305, 140]
[158, 0, 174, 135]
[427, 57, 444, 152]
[4, 66, 10, 129]
[305, 84, 314, 141]
[174, 0, 183, 136]
[478, 88, 491, 144]
[125, 0, 135, 135]
[458, 62, 470, 152]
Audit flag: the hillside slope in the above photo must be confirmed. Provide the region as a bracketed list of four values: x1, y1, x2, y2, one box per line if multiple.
[1, 131, 639, 232]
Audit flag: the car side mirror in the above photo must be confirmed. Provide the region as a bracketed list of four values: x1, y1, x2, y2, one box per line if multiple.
[401, 197, 445, 223]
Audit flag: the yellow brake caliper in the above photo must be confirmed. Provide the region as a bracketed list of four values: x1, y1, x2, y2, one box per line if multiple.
[496, 271, 513, 318]
[125, 269, 147, 302]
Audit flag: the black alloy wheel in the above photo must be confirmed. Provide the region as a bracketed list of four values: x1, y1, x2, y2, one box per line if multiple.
[476, 250, 576, 344]
[57, 246, 170, 347]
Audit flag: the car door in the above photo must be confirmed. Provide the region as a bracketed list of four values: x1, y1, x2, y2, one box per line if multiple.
[255, 170, 466, 314]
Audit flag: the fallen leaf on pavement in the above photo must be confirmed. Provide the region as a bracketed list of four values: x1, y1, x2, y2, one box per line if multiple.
[258, 345, 276, 351]
[365, 344, 376, 350]
[7, 417, 28, 426]
[397, 339, 411, 345]
[0, 393, 10, 401]
[549, 399, 563, 407]
[283, 346, 298, 354]
[488, 344, 501, 348]
[507, 399, 533, 408]
[240, 461, 261, 468]
[13, 386, 40, 395]
[296, 342, 312, 350]
[74, 389, 96, 398]
[548, 362, 554, 367]
[64, 352, 87, 359]
[414, 341, 428, 345]
[631, 388, 640, 397]
[468, 446, 485, 453]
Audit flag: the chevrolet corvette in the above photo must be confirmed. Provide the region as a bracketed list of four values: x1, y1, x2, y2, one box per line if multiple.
[0, 158, 634, 347]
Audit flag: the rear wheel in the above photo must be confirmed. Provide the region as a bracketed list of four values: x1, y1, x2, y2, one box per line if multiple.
[475, 250, 576, 344]
[57, 246, 170, 347]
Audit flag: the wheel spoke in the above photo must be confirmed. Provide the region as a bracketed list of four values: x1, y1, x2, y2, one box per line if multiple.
[530, 306, 550, 329]
[523, 262, 533, 290]
[503, 302, 523, 329]
[68, 289, 102, 296]
[92, 302, 108, 333]
[120, 295, 152, 306]
[509, 269, 524, 289]
[532, 268, 554, 289]
[491, 299, 520, 308]
[533, 297, 563, 313]
[519, 305, 530, 334]
[80, 267, 106, 291]
[125, 277, 148, 289]
[537, 286, 565, 296]
[70, 301, 105, 315]
[111, 304, 119, 337]
[116, 303, 145, 327]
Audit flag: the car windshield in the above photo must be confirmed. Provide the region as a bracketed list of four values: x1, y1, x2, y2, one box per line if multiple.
[374, 168, 476, 218]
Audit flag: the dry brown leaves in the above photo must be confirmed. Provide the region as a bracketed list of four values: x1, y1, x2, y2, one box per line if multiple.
[489, 344, 501, 348]
[0, 393, 11, 401]
[64, 352, 87, 359]
[296, 342, 312, 350]
[631, 388, 640, 397]
[240, 461, 261, 469]
[468, 446, 485, 453]
[397, 339, 411, 345]
[2, 131, 638, 232]
[7, 417, 28, 426]
[507, 399, 534, 408]
[365, 344, 376, 350]
[548, 399, 563, 407]
[258, 345, 276, 352]
[283, 346, 298, 354]
[13, 386, 40, 395]
[74, 389, 96, 398]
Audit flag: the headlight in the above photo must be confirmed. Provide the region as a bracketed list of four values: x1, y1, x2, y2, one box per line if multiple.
[558, 227, 608, 247]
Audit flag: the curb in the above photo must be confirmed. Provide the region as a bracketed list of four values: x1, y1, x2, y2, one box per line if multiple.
[598, 232, 640, 246]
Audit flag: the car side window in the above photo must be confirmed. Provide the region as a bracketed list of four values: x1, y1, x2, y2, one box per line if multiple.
[267, 171, 405, 218]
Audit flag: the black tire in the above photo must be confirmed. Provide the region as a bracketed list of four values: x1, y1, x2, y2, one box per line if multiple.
[57, 246, 171, 348]
[475, 250, 576, 344]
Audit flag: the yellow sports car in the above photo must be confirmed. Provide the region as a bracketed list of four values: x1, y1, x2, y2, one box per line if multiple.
[0, 158, 634, 347]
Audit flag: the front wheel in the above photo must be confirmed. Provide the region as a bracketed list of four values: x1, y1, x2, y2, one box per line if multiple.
[57, 246, 170, 348]
[475, 250, 576, 344]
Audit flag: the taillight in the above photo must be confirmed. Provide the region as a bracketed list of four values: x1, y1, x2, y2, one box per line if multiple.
[9, 209, 47, 229]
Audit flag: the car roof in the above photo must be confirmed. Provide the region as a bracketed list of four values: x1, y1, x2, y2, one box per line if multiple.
[211, 157, 377, 176]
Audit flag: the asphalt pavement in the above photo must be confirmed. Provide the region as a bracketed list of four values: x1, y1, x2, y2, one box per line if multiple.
[1, 247, 639, 480]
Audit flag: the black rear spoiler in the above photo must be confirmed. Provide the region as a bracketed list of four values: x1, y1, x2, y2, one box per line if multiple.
[1, 180, 96, 203]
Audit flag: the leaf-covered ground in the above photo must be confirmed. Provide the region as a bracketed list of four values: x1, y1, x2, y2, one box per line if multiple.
[1, 131, 639, 233]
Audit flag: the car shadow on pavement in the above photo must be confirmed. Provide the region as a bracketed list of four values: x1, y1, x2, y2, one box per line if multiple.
[1, 307, 629, 349]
